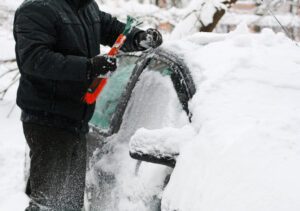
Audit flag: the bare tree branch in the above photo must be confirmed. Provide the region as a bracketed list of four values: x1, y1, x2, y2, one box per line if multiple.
[0, 59, 16, 64]
[6, 103, 16, 118]
[0, 74, 20, 101]
[0, 59, 19, 100]
[200, 0, 238, 32]
[0, 67, 18, 78]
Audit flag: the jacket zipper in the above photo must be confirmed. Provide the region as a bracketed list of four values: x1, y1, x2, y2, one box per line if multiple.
[77, 9, 91, 125]
[51, 80, 57, 111]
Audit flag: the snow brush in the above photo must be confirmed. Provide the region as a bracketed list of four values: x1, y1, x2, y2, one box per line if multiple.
[83, 16, 138, 104]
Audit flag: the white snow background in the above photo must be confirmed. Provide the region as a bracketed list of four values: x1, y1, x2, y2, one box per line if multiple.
[0, 0, 28, 209]
[1, 0, 300, 211]
[0, 28, 28, 211]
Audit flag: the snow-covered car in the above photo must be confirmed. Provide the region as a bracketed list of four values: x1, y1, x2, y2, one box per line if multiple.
[85, 48, 196, 210]
[86, 29, 300, 211]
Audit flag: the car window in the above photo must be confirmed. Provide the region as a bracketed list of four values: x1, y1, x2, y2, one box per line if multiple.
[147, 59, 173, 76]
[90, 56, 139, 131]
[146, 58, 191, 118]
[115, 58, 190, 136]
[108, 57, 184, 134]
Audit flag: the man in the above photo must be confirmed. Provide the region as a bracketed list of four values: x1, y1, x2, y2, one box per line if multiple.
[13, 0, 163, 210]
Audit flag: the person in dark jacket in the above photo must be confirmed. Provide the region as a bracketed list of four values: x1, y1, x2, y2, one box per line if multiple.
[13, 0, 163, 210]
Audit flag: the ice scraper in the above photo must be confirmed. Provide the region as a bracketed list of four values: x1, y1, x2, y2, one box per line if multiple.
[83, 16, 138, 104]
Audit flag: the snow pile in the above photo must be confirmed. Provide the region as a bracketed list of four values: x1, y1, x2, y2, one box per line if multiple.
[159, 27, 300, 210]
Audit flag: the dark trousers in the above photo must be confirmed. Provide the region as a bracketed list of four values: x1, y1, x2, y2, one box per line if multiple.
[23, 123, 87, 211]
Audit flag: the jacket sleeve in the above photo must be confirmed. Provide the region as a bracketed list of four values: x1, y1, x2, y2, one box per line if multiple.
[14, 3, 89, 81]
[98, 10, 144, 52]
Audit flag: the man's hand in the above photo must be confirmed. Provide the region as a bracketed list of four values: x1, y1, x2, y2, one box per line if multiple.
[135, 28, 163, 50]
[88, 55, 117, 79]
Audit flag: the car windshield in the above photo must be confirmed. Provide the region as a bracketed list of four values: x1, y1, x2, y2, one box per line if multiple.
[90, 56, 138, 131]
[90, 55, 184, 134]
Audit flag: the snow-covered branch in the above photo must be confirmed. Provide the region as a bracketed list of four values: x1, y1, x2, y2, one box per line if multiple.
[171, 0, 237, 39]
[0, 59, 19, 101]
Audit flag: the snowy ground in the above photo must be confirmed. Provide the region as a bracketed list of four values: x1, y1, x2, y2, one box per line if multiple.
[0, 104, 28, 210]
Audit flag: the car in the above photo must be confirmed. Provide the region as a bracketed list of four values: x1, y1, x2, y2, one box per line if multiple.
[85, 47, 196, 211]
[22, 31, 300, 211]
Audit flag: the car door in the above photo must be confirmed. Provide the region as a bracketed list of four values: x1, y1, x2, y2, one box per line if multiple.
[86, 49, 195, 211]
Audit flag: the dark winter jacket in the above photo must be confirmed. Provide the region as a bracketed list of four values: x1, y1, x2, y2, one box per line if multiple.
[14, 0, 142, 133]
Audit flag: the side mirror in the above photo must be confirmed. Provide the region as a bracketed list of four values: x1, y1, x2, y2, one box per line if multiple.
[129, 126, 195, 168]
